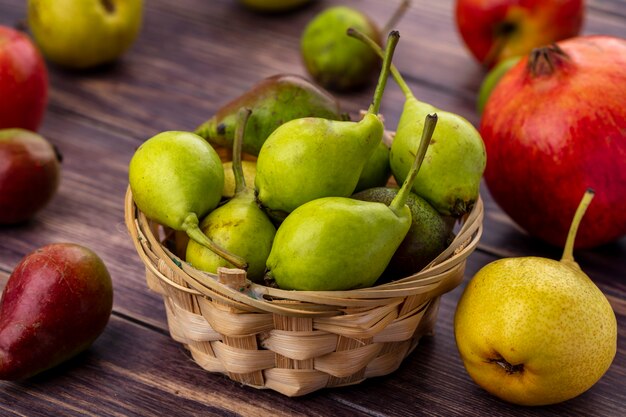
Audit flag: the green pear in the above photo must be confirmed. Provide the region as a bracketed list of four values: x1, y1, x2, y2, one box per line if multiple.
[266, 113, 438, 291]
[300, 1, 410, 91]
[352, 187, 453, 280]
[129, 131, 246, 269]
[477, 56, 521, 115]
[28, 0, 143, 69]
[354, 139, 391, 193]
[186, 109, 276, 282]
[349, 29, 487, 217]
[195, 74, 346, 156]
[255, 32, 400, 216]
[222, 160, 256, 198]
[455, 189, 617, 405]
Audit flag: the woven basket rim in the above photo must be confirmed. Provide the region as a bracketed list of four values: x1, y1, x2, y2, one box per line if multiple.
[124, 186, 483, 317]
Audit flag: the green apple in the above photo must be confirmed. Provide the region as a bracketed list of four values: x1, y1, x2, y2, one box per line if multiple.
[27, 0, 143, 69]
[477, 55, 520, 115]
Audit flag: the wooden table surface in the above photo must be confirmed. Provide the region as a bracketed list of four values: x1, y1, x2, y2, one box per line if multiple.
[1, 0, 625, 416]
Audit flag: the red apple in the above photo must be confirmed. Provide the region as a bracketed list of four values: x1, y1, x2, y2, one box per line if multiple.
[480, 36, 626, 248]
[0, 26, 48, 131]
[0, 243, 113, 380]
[0, 128, 61, 224]
[455, 0, 584, 67]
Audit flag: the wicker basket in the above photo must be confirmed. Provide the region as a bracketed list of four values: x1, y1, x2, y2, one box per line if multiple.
[124, 182, 483, 396]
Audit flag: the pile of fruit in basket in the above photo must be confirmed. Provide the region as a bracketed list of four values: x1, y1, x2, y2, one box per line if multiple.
[128, 30, 486, 291]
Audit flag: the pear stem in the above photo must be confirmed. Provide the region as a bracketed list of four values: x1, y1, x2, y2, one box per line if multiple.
[233, 108, 252, 194]
[182, 213, 248, 270]
[382, 0, 411, 35]
[348, 27, 414, 99]
[389, 113, 438, 216]
[368, 31, 400, 116]
[561, 188, 595, 264]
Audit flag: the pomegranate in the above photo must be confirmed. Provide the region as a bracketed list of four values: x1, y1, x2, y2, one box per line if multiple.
[480, 36, 626, 248]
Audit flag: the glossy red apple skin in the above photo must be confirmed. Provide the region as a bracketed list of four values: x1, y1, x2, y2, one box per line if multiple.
[481, 36, 626, 248]
[0, 26, 48, 131]
[0, 243, 113, 381]
[0, 129, 61, 224]
[455, 0, 584, 67]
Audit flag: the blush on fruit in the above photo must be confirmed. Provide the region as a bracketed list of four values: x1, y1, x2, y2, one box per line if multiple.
[0, 25, 48, 130]
[0, 129, 61, 225]
[0, 243, 113, 381]
[455, 0, 584, 67]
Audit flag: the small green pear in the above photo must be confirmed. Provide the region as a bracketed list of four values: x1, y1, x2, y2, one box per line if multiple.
[454, 189, 617, 406]
[300, 1, 410, 91]
[354, 139, 391, 193]
[349, 29, 487, 217]
[195, 74, 346, 156]
[352, 187, 453, 280]
[129, 131, 246, 269]
[255, 31, 400, 216]
[186, 110, 276, 282]
[266, 113, 438, 291]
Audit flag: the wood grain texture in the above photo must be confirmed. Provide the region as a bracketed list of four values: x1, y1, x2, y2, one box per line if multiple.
[0, 0, 625, 415]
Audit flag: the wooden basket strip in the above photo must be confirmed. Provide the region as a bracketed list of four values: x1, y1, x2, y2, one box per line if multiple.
[259, 330, 338, 361]
[145, 269, 166, 295]
[188, 344, 226, 373]
[272, 309, 315, 371]
[315, 342, 382, 378]
[198, 298, 274, 337]
[314, 308, 397, 339]
[263, 369, 329, 397]
[314, 299, 401, 330]
[155, 258, 202, 314]
[363, 340, 412, 378]
[164, 297, 222, 343]
[325, 336, 371, 387]
[371, 307, 428, 343]
[210, 341, 275, 374]
[222, 334, 265, 386]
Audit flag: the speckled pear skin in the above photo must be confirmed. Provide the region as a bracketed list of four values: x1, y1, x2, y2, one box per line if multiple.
[255, 113, 383, 214]
[454, 257, 617, 406]
[266, 197, 410, 291]
[129, 131, 224, 229]
[195, 74, 345, 156]
[186, 188, 276, 282]
[390, 98, 486, 217]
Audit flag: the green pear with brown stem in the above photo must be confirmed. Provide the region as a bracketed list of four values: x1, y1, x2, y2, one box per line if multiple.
[454, 189, 617, 406]
[352, 186, 453, 280]
[255, 31, 400, 217]
[266, 113, 438, 291]
[195, 74, 346, 156]
[129, 131, 247, 269]
[349, 28, 486, 217]
[186, 109, 276, 282]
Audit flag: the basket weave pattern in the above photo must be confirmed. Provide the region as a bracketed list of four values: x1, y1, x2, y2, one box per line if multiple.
[125, 187, 483, 396]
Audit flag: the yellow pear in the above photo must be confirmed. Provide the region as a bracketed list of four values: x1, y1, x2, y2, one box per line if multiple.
[454, 189, 617, 406]
[222, 160, 256, 198]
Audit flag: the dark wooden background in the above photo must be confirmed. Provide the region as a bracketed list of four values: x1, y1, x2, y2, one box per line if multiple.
[1, 0, 624, 416]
